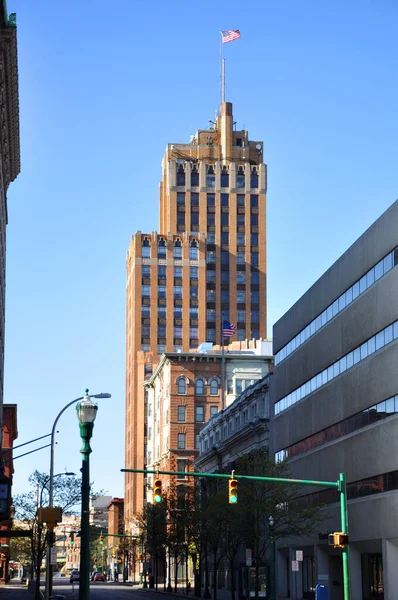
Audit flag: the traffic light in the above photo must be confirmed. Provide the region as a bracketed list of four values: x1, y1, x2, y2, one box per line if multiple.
[328, 532, 349, 548]
[70, 532, 75, 545]
[153, 479, 163, 503]
[228, 478, 238, 504]
[99, 534, 104, 545]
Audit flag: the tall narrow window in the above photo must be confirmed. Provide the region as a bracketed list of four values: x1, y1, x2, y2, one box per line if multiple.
[178, 406, 186, 422]
[174, 240, 182, 259]
[207, 165, 215, 188]
[142, 238, 151, 258]
[191, 165, 199, 187]
[196, 406, 205, 422]
[158, 238, 166, 258]
[210, 379, 219, 395]
[177, 163, 185, 186]
[221, 166, 229, 187]
[178, 433, 186, 449]
[190, 240, 198, 260]
[177, 378, 186, 395]
[195, 379, 205, 395]
[250, 168, 258, 189]
[236, 166, 245, 188]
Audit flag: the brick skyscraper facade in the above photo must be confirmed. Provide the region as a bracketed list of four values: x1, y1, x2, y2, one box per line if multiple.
[125, 101, 267, 522]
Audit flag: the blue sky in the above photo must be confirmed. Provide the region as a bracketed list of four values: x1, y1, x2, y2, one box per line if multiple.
[6, 0, 398, 498]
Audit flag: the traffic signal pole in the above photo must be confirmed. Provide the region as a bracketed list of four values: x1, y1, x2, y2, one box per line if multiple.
[122, 467, 351, 600]
[339, 473, 350, 600]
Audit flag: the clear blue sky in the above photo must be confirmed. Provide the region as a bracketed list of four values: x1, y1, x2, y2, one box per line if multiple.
[6, 0, 398, 498]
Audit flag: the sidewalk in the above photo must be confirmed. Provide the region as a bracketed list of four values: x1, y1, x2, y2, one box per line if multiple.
[141, 583, 233, 600]
[0, 579, 35, 598]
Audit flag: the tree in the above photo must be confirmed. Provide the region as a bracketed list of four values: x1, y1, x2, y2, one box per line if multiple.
[231, 449, 324, 600]
[12, 470, 83, 600]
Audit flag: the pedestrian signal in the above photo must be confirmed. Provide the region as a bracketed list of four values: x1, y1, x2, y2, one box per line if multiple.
[153, 479, 163, 503]
[228, 478, 238, 504]
[328, 532, 348, 548]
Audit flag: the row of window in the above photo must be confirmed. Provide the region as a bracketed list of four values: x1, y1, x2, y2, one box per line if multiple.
[275, 247, 398, 365]
[141, 239, 198, 260]
[176, 165, 259, 189]
[201, 399, 260, 452]
[177, 377, 219, 395]
[143, 265, 199, 279]
[275, 392, 398, 462]
[142, 306, 198, 318]
[142, 326, 199, 338]
[296, 469, 398, 510]
[177, 404, 218, 422]
[142, 275, 261, 292]
[207, 310, 259, 322]
[177, 193, 259, 207]
[275, 320, 398, 415]
[206, 329, 260, 342]
[207, 250, 259, 264]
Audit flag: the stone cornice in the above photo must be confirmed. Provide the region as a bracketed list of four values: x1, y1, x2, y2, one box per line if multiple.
[0, 24, 20, 189]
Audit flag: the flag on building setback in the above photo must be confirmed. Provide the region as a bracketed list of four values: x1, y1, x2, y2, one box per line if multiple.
[223, 321, 237, 337]
[221, 30, 241, 44]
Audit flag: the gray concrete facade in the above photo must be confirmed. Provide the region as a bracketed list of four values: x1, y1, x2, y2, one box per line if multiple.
[272, 199, 398, 600]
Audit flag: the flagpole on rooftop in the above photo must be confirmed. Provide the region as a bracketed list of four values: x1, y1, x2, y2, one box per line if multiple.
[219, 31, 225, 104]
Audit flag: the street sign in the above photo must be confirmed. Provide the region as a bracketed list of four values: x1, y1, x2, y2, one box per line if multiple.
[50, 548, 58, 565]
[296, 550, 303, 561]
[292, 560, 299, 572]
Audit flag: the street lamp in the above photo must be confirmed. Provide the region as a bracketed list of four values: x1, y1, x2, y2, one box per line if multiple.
[45, 390, 111, 600]
[268, 516, 275, 600]
[76, 392, 99, 600]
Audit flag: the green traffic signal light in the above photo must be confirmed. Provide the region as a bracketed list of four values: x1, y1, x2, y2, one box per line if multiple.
[154, 479, 163, 503]
[229, 478, 238, 504]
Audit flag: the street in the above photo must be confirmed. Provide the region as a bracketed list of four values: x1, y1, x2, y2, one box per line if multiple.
[0, 582, 224, 600]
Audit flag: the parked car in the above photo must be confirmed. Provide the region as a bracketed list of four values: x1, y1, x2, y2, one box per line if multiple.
[92, 571, 105, 582]
[70, 570, 80, 583]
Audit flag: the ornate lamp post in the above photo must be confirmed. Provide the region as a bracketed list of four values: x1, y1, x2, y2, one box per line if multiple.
[268, 516, 275, 600]
[45, 390, 110, 600]
[77, 392, 98, 600]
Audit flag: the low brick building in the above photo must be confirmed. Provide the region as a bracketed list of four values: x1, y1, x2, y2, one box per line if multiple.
[142, 343, 273, 507]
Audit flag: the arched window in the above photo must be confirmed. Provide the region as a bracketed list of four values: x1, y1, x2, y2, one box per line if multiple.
[210, 379, 219, 395]
[177, 377, 186, 395]
[195, 379, 205, 395]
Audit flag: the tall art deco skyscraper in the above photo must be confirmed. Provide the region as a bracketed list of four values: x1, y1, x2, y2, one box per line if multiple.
[125, 101, 267, 521]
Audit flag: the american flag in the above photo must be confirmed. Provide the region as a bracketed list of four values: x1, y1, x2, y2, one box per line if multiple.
[223, 321, 237, 337]
[221, 30, 241, 44]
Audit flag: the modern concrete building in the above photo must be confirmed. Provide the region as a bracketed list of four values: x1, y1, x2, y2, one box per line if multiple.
[125, 101, 267, 521]
[143, 342, 272, 507]
[272, 200, 398, 600]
